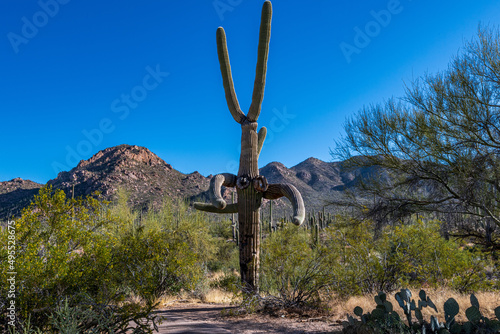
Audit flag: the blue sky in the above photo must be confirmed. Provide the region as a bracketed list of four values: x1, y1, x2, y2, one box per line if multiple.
[2, 0, 500, 184]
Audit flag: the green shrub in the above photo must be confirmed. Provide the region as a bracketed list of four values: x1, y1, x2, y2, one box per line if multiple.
[0, 186, 212, 332]
[260, 224, 336, 308]
[210, 271, 240, 294]
[258, 216, 492, 309]
[116, 193, 218, 299]
[323, 218, 491, 297]
[206, 218, 239, 272]
[323, 218, 387, 296]
[0, 186, 138, 331]
[378, 221, 490, 291]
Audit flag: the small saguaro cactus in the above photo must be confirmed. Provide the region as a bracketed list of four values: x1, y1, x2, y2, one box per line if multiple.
[194, 1, 305, 294]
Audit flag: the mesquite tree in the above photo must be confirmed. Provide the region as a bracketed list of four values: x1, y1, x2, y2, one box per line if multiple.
[333, 26, 500, 253]
[194, 1, 305, 294]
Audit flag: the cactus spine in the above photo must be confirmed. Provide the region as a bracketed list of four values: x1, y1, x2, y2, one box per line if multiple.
[194, 1, 305, 294]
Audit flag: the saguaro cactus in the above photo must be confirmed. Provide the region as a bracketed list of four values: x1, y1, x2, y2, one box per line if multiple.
[194, 1, 305, 294]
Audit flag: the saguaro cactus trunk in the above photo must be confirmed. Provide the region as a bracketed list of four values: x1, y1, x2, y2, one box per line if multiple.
[194, 1, 305, 294]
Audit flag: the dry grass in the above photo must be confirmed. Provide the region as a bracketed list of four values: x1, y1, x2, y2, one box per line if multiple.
[328, 288, 500, 324]
[206, 270, 227, 281]
[156, 292, 203, 308]
[155, 282, 499, 326]
[203, 289, 235, 304]
[155, 290, 234, 309]
[156, 271, 238, 307]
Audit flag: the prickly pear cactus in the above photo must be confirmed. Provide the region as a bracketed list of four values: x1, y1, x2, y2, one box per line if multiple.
[194, 1, 305, 294]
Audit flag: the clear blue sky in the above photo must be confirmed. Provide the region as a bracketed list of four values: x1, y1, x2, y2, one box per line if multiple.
[2, 0, 500, 184]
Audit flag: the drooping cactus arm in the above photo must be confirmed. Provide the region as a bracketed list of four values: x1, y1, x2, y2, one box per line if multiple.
[263, 183, 305, 226]
[193, 202, 238, 214]
[257, 126, 267, 157]
[216, 27, 246, 124]
[247, 1, 272, 122]
[209, 173, 237, 209]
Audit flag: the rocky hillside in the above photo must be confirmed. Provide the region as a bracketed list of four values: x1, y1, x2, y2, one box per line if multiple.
[0, 178, 43, 220]
[0, 144, 375, 220]
[47, 144, 209, 210]
[258, 157, 376, 213]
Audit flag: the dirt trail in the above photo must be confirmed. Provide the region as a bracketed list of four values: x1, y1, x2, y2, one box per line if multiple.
[154, 303, 342, 334]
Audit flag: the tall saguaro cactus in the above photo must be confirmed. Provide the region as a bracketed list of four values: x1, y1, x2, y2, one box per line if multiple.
[194, 1, 305, 294]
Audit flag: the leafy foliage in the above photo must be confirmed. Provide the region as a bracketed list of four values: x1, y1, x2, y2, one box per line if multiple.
[322, 217, 490, 297]
[258, 216, 488, 309]
[378, 221, 489, 292]
[333, 25, 500, 253]
[260, 224, 336, 308]
[0, 185, 496, 331]
[0, 186, 214, 332]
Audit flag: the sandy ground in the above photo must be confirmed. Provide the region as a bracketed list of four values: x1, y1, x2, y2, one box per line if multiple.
[153, 303, 343, 334]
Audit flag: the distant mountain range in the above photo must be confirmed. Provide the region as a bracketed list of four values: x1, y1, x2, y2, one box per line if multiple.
[0, 144, 375, 220]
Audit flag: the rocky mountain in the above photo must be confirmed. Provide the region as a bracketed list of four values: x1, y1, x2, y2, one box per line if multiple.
[258, 157, 377, 212]
[0, 178, 44, 220]
[46, 144, 210, 210]
[0, 144, 375, 220]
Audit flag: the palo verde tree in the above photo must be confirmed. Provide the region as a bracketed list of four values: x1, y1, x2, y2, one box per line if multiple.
[333, 26, 500, 253]
[194, 1, 305, 294]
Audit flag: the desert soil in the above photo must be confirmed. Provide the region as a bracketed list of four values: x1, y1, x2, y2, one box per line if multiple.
[153, 303, 343, 334]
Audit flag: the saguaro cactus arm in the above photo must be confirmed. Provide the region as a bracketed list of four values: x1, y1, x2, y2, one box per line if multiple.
[257, 126, 267, 157]
[248, 1, 272, 122]
[193, 202, 238, 214]
[208, 173, 237, 209]
[216, 27, 246, 124]
[263, 183, 305, 226]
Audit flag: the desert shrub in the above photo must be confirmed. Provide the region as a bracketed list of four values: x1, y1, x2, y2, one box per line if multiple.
[209, 271, 241, 296]
[0, 186, 138, 332]
[113, 225, 203, 301]
[142, 198, 217, 267]
[207, 239, 239, 273]
[323, 217, 490, 297]
[260, 224, 336, 308]
[206, 218, 239, 272]
[0, 186, 212, 332]
[378, 221, 490, 292]
[323, 218, 387, 296]
[258, 217, 490, 308]
[47, 296, 158, 334]
[133, 197, 221, 303]
[208, 217, 234, 240]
